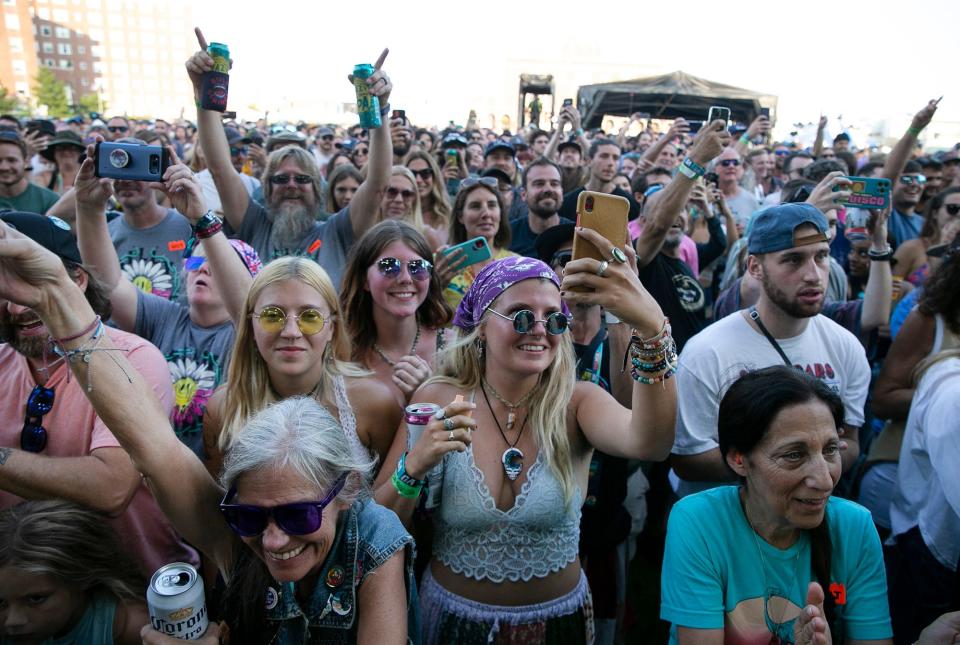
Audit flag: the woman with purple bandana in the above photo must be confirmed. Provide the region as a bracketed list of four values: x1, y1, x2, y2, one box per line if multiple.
[375, 227, 678, 643]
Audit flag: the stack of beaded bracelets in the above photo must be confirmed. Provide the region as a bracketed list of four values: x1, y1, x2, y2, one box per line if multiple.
[625, 318, 678, 385]
[391, 452, 424, 499]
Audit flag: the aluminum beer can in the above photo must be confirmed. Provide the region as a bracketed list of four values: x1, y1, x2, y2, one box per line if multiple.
[148, 562, 208, 640]
[403, 402, 444, 510]
[200, 42, 229, 112]
[352, 63, 382, 129]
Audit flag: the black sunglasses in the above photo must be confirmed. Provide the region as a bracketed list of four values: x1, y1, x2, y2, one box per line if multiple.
[21, 385, 55, 452]
[410, 167, 433, 180]
[107, 126, 129, 133]
[944, 203, 960, 216]
[377, 257, 432, 281]
[719, 159, 741, 167]
[385, 187, 416, 200]
[270, 174, 313, 186]
[321, 135, 334, 141]
[219, 474, 347, 537]
[488, 309, 570, 335]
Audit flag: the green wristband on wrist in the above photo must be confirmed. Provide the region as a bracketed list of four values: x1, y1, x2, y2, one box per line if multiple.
[739, 134, 751, 145]
[391, 471, 423, 499]
[907, 126, 922, 136]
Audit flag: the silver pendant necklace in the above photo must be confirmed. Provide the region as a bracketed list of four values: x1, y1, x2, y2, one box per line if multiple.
[480, 384, 529, 481]
[373, 321, 420, 367]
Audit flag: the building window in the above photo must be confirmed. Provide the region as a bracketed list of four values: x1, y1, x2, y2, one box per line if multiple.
[79, 61, 87, 70]
[77, 45, 85, 54]
[12, 60, 27, 75]
[44, 58, 55, 67]
[4, 14, 19, 29]
[8, 36, 23, 53]
[57, 42, 71, 55]
[80, 78, 88, 87]
[55, 26, 71, 38]
[53, 8, 69, 21]
[36, 7, 50, 19]
[42, 41, 54, 53]
[58, 59, 72, 69]
[40, 25, 52, 36]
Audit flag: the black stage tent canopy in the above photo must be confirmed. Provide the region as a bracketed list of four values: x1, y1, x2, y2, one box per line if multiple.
[577, 70, 777, 129]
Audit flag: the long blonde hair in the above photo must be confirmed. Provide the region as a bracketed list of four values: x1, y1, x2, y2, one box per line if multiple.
[428, 293, 578, 504]
[380, 166, 425, 232]
[403, 149, 451, 231]
[219, 257, 367, 450]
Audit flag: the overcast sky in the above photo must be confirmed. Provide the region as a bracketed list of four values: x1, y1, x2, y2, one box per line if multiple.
[194, 0, 960, 146]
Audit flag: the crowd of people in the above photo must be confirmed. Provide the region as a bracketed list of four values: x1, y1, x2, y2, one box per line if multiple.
[0, 28, 959, 645]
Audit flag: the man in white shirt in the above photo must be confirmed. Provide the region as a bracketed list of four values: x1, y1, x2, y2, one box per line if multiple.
[671, 202, 872, 498]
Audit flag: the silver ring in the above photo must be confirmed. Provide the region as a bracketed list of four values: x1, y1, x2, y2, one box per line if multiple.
[434, 409, 447, 421]
[448, 430, 455, 441]
[596, 260, 609, 277]
[611, 247, 628, 264]
[443, 418, 455, 432]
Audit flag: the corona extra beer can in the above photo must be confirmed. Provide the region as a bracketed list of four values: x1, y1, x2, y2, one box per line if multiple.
[147, 562, 208, 640]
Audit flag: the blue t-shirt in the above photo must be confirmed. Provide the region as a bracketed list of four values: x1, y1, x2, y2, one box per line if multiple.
[661, 486, 891, 644]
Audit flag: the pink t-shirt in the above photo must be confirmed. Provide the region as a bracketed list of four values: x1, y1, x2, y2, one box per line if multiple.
[0, 326, 199, 575]
[628, 219, 699, 277]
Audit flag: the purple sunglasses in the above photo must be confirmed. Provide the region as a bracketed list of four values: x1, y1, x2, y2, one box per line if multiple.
[219, 473, 347, 537]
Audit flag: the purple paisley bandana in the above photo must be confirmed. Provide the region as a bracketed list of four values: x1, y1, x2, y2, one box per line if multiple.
[452, 256, 569, 332]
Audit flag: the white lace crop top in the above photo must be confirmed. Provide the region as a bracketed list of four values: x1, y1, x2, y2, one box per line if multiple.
[433, 445, 581, 582]
[331, 374, 374, 466]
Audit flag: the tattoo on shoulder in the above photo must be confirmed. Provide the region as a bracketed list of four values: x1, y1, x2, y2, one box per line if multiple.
[0, 447, 11, 465]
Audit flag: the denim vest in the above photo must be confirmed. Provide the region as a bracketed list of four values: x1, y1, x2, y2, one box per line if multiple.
[259, 499, 416, 644]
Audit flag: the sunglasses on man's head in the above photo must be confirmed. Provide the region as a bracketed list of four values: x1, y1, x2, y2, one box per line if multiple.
[488, 309, 570, 335]
[21, 385, 55, 453]
[719, 159, 741, 167]
[107, 126, 128, 133]
[386, 187, 416, 200]
[410, 167, 433, 180]
[376, 257, 432, 281]
[461, 176, 499, 191]
[219, 474, 347, 537]
[899, 174, 927, 186]
[270, 174, 313, 186]
[251, 306, 330, 335]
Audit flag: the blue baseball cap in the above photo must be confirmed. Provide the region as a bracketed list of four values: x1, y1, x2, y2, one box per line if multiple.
[748, 203, 829, 254]
[484, 140, 515, 158]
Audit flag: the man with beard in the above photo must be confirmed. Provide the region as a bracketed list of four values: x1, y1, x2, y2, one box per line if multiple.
[188, 39, 392, 288]
[391, 113, 413, 164]
[0, 131, 60, 214]
[105, 137, 194, 302]
[558, 139, 641, 221]
[0, 211, 198, 575]
[508, 158, 573, 257]
[670, 202, 870, 498]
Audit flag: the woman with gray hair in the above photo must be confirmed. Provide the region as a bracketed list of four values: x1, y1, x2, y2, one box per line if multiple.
[0, 220, 412, 644]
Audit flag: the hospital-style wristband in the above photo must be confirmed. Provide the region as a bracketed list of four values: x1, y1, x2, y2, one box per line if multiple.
[677, 157, 705, 180]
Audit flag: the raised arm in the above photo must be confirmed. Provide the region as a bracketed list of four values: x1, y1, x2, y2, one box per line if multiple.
[341, 49, 394, 240]
[636, 120, 729, 268]
[882, 99, 940, 182]
[812, 115, 827, 158]
[561, 227, 676, 461]
[544, 110, 570, 161]
[733, 115, 770, 157]
[859, 206, 893, 332]
[73, 141, 139, 331]
[186, 28, 250, 232]
[0, 222, 235, 563]
[641, 118, 689, 168]
[149, 147, 253, 323]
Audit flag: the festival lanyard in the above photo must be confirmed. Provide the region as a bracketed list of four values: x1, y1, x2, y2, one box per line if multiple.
[748, 307, 793, 368]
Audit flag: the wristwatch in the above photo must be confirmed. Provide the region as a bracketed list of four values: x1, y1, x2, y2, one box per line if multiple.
[193, 211, 223, 239]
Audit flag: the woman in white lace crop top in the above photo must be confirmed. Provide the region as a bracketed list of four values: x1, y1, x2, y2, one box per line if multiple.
[375, 233, 677, 644]
[340, 220, 453, 409]
[203, 257, 401, 477]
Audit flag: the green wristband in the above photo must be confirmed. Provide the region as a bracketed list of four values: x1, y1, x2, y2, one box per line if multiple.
[907, 126, 922, 136]
[739, 134, 751, 145]
[391, 471, 423, 499]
